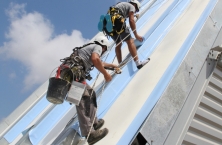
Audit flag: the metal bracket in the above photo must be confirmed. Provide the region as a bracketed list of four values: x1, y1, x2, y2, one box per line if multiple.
[210, 15, 217, 27]
[211, 44, 222, 52]
[209, 45, 222, 60]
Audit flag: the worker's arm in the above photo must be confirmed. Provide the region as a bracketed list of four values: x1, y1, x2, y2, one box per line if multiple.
[102, 62, 118, 68]
[103, 62, 121, 74]
[129, 11, 143, 42]
[91, 52, 112, 82]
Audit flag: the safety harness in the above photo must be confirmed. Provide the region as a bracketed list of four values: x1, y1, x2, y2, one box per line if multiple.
[103, 6, 126, 36]
[56, 43, 95, 83]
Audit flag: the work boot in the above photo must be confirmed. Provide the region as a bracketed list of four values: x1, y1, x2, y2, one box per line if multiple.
[93, 119, 104, 130]
[87, 128, 109, 145]
[136, 59, 150, 69]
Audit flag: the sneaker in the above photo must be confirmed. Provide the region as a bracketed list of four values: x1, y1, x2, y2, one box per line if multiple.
[93, 119, 104, 130]
[87, 128, 109, 145]
[137, 58, 150, 69]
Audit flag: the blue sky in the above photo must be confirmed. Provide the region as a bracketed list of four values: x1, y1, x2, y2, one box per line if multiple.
[0, 0, 125, 120]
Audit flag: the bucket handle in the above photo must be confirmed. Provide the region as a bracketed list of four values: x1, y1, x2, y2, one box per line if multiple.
[49, 65, 76, 83]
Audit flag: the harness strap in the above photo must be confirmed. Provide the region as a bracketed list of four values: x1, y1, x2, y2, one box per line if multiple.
[108, 6, 123, 16]
[104, 6, 125, 36]
[73, 42, 95, 51]
[73, 42, 97, 72]
[58, 43, 97, 81]
[55, 65, 69, 78]
[55, 67, 61, 78]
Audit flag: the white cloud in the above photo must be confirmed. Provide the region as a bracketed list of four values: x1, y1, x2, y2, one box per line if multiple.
[0, 3, 89, 90]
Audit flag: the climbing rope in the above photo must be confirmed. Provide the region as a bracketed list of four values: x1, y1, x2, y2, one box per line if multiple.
[71, 0, 172, 144]
[83, 0, 179, 143]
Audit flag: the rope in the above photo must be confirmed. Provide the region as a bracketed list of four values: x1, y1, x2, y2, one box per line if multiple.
[111, 0, 174, 66]
[104, 0, 168, 64]
[70, 71, 101, 144]
[111, 27, 138, 64]
[75, 1, 167, 144]
[79, 25, 138, 145]
[84, 80, 106, 144]
[72, 0, 169, 144]
[83, 43, 113, 144]
[83, 0, 174, 143]
[79, 3, 147, 144]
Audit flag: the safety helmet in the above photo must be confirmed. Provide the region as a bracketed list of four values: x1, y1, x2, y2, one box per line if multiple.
[130, 0, 141, 12]
[94, 36, 109, 49]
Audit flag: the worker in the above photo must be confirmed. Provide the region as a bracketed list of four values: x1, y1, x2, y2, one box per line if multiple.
[60, 36, 119, 145]
[99, 0, 148, 69]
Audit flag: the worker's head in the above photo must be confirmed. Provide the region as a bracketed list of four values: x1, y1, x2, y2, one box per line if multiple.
[94, 36, 109, 54]
[130, 0, 141, 12]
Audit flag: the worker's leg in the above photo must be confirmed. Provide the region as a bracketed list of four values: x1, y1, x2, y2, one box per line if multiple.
[76, 85, 97, 137]
[111, 34, 123, 63]
[119, 27, 138, 61]
[86, 86, 98, 126]
[87, 87, 105, 130]
[76, 85, 108, 144]
[76, 96, 94, 137]
[115, 42, 122, 63]
[125, 38, 139, 61]
[76, 84, 105, 137]
[122, 28, 149, 69]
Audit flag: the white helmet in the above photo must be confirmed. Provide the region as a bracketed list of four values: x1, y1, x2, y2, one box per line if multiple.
[94, 36, 109, 49]
[130, 0, 141, 12]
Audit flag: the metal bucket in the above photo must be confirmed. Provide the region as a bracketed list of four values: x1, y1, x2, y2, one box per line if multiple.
[46, 77, 71, 104]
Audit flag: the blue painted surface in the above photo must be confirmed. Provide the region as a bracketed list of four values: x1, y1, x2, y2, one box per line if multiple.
[4, 96, 49, 143]
[97, 0, 182, 118]
[26, 0, 170, 144]
[28, 1, 156, 144]
[29, 101, 72, 145]
[141, 0, 179, 39]
[3, 0, 154, 143]
[117, 0, 218, 144]
[3, 0, 217, 144]
[27, 0, 189, 143]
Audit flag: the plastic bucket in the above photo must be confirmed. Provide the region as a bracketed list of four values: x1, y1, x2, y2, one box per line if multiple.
[46, 77, 71, 104]
[134, 37, 145, 48]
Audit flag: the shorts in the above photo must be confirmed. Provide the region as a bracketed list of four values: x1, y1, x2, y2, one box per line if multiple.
[111, 27, 132, 44]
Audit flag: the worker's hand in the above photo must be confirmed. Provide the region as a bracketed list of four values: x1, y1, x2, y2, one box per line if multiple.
[104, 72, 112, 82]
[112, 64, 118, 68]
[110, 64, 121, 74]
[135, 14, 140, 19]
[114, 67, 122, 74]
[135, 34, 143, 42]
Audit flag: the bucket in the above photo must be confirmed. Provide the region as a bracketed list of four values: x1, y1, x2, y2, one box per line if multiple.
[46, 77, 71, 104]
[134, 37, 145, 48]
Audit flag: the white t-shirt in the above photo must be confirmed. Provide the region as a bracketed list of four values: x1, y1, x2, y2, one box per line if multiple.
[78, 44, 102, 72]
[114, 2, 136, 18]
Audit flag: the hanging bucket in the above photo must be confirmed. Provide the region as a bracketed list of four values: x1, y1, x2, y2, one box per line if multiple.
[46, 77, 71, 104]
